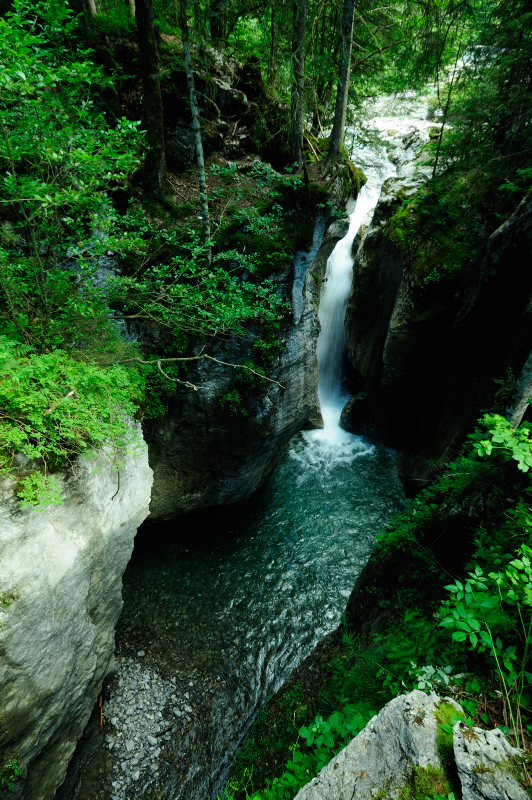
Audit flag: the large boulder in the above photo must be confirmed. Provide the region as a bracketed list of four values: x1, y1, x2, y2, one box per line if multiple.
[0, 426, 152, 800]
[293, 691, 528, 800]
[294, 691, 460, 800]
[454, 721, 528, 800]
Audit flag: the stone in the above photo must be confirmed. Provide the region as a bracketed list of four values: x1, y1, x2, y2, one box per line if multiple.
[125, 740, 135, 752]
[453, 721, 528, 800]
[147, 736, 158, 746]
[0, 422, 152, 800]
[343, 179, 532, 489]
[143, 222, 324, 522]
[293, 691, 461, 800]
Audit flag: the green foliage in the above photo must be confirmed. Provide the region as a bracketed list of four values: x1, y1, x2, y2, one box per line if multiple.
[0, 336, 141, 508]
[398, 765, 452, 800]
[223, 702, 375, 800]
[220, 389, 248, 417]
[0, 758, 22, 793]
[470, 414, 532, 473]
[0, 0, 143, 352]
[363, 411, 532, 749]
[108, 215, 286, 337]
[440, 547, 532, 749]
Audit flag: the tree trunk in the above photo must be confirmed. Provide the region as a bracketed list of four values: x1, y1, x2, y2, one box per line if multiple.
[135, 0, 166, 197]
[87, 0, 97, 15]
[506, 352, 532, 429]
[322, 0, 355, 174]
[180, 0, 212, 262]
[209, 0, 226, 46]
[269, 2, 276, 84]
[126, 0, 136, 18]
[290, 0, 307, 167]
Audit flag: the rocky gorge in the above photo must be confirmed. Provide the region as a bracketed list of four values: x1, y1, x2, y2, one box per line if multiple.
[2, 84, 532, 800]
[0, 149, 366, 798]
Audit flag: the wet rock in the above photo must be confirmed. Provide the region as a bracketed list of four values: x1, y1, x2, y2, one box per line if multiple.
[165, 119, 195, 172]
[144, 220, 326, 521]
[453, 722, 528, 800]
[293, 691, 461, 800]
[343, 179, 532, 487]
[0, 423, 152, 800]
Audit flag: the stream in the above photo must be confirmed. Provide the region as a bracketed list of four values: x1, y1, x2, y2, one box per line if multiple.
[58, 92, 436, 800]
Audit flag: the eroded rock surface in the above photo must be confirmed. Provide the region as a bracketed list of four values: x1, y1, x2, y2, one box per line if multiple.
[343, 182, 532, 487]
[144, 229, 328, 522]
[0, 426, 152, 800]
[293, 691, 460, 800]
[454, 721, 528, 800]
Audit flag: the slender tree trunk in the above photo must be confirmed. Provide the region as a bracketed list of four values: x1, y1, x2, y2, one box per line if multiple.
[136, 0, 166, 196]
[126, 0, 136, 17]
[322, 0, 355, 174]
[87, 0, 97, 15]
[180, 0, 212, 262]
[269, 2, 276, 84]
[209, 0, 226, 46]
[432, 43, 461, 179]
[290, 0, 307, 167]
[506, 352, 532, 429]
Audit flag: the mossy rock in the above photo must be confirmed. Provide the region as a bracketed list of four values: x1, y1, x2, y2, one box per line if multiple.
[345, 162, 367, 197]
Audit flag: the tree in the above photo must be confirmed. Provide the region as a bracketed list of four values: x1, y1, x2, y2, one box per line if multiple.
[209, 0, 226, 45]
[135, 0, 166, 196]
[506, 352, 532, 430]
[179, 0, 212, 261]
[290, 0, 307, 167]
[322, 0, 354, 173]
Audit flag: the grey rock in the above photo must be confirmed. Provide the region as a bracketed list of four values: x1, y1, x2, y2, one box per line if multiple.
[143, 221, 325, 521]
[0, 422, 152, 800]
[343, 180, 532, 489]
[293, 691, 461, 800]
[125, 740, 135, 752]
[453, 721, 528, 800]
[147, 736, 158, 746]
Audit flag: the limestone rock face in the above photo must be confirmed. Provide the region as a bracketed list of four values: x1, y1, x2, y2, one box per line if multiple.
[454, 722, 528, 800]
[293, 691, 460, 800]
[293, 692, 527, 800]
[343, 183, 532, 487]
[144, 237, 324, 521]
[0, 427, 152, 800]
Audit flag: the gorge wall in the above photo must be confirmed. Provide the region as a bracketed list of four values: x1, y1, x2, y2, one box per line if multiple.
[343, 180, 532, 487]
[0, 427, 152, 800]
[144, 186, 355, 522]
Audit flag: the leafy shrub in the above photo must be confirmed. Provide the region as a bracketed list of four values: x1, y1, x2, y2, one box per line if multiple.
[0, 337, 141, 508]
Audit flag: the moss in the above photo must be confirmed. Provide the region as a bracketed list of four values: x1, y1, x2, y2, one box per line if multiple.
[398, 764, 452, 800]
[433, 701, 465, 797]
[507, 753, 532, 796]
[386, 168, 523, 287]
[345, 162, 367, 198]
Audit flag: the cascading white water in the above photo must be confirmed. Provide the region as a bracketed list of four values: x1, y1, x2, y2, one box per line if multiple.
[305, 92, 437, 459]
[316, 183, 383, 428]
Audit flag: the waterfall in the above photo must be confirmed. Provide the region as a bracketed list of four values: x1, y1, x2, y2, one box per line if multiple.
[316, 184, 383, 428]
[297, 181, 385, 463]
